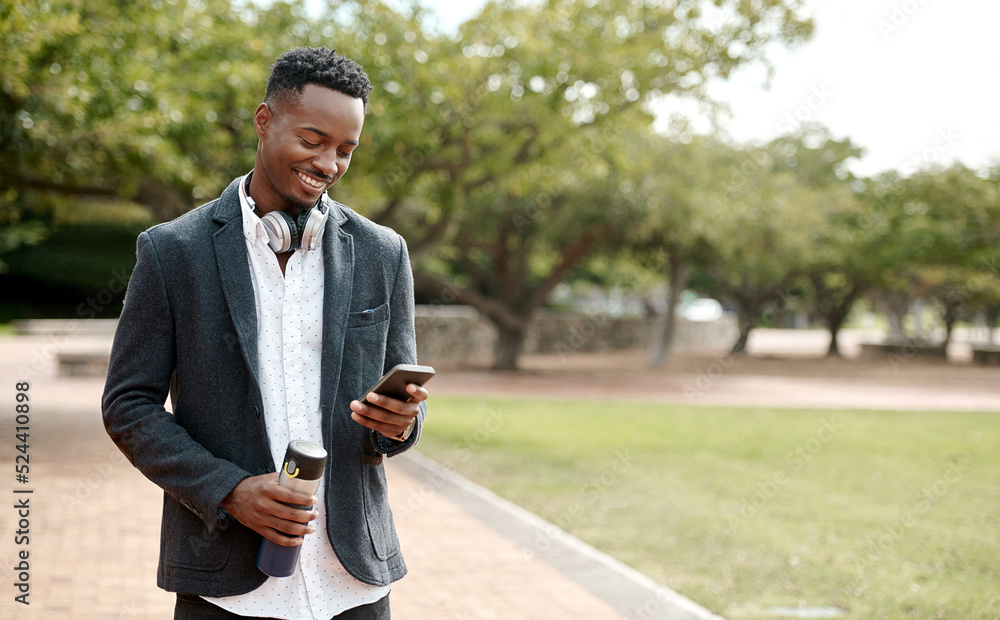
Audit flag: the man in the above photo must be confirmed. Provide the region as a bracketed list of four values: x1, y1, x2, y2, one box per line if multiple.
[102, 47, 427, 620]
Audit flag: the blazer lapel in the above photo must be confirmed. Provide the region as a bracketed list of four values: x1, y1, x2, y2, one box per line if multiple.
[319, 204, 354, 438]
[212, 180, 260, 387]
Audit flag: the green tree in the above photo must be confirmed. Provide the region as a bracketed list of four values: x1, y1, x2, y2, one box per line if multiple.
[1, 0, 311, 221]
[338, 0, 814, 369]
[858, 164, 1000, 346]
[899, 165, 1000, 345]
[702, 146, 830, 354]
[628, 135, 718, 366]
[3, 0, 814, 369]
[765, 126, 866, 356]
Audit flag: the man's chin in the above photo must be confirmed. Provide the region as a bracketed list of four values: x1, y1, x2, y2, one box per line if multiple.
[281, 193, 319, 215]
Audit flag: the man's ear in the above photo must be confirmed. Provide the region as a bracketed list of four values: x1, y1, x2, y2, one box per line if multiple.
[253, 102, 272, 139]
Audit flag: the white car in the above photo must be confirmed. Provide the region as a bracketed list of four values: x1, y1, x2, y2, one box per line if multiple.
[676, 298, 724, 322]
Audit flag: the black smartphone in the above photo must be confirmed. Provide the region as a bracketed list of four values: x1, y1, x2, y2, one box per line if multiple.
[360, 363, 436, 404]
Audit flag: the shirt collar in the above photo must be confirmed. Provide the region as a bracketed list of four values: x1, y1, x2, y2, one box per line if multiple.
[237, 173, 269, 246]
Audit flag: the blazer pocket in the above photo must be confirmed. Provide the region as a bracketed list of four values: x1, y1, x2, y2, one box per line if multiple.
[347, 303, 389, 328]
[361, 462, 401, 561]
[162, 499, 232, 572]
[344, 304, 391, 393]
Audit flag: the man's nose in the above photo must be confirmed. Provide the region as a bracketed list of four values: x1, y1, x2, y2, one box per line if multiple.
[314, 149, 338, 178]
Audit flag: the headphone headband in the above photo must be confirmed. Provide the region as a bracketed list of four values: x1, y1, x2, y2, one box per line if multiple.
[240, 172, 329, 252]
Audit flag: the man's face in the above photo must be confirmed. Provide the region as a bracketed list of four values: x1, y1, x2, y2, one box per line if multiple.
[253, 83, 365, 214]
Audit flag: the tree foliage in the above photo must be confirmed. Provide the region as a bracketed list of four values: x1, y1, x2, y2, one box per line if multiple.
[334, 0, 814, 368]
[857, 164, 1000, 343]
[6, 0, 997, 365]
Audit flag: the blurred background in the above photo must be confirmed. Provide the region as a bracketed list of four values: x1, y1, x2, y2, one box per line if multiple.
[3, 2, 1000, 619]
[2, 0, 998, 370]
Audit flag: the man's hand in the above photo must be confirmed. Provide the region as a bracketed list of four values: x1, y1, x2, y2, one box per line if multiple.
[350, 382, 428, 439]
[220, 473, 318, 546]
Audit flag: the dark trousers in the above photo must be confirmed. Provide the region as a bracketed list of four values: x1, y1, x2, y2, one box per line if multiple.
[173, 593, 390, 620]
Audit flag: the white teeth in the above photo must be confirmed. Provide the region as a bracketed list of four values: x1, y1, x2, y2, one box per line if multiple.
[297, 171, 324, 189]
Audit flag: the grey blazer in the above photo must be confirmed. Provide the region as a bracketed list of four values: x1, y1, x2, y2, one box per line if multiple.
[101, 177, 424, 596]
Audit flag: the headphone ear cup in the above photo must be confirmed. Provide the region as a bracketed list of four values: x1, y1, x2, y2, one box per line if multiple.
[261, 211, 299, 253]
[298, 206, 329, 251]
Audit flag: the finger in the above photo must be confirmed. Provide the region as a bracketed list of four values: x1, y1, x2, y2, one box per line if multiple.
[357, 392, 418, 415]
[350, 407, 413, 437]
[272, 505, 319, 526]
[260, 525, 310, 547]
[351, 407, 414, 435]
[405, 383, 428, 402]
[266, 485, 320, 508]
[351, 397, 415, 422]
[267, 513, 317, 535]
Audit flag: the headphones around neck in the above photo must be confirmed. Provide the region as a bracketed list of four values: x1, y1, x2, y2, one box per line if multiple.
[240, 172, 330, 253]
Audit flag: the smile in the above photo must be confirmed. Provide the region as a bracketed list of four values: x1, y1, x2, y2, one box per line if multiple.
[296, 170, 327, 190]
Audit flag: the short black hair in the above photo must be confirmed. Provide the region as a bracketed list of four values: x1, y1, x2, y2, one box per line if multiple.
[265, 47, 373, 108]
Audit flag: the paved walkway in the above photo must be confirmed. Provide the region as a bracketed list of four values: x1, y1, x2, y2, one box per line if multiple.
[2, 329, 997, 619]
[0, 335, 717, 619]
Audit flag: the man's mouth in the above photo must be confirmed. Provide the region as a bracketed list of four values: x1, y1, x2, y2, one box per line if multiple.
[296, 170, 328, 190]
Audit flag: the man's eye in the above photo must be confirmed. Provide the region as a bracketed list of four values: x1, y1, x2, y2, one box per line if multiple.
[301, 138, 319, 148]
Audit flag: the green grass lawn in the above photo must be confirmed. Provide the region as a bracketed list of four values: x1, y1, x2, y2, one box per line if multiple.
[415, 396, 1000, 619]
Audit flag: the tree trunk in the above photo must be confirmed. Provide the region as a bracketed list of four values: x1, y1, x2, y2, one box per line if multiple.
[649, 257, 690, 367]
[872, 291, 909, 341]
[988, 307, 1000, 344]
[810, 277, 863, 358]
[941, 299, 959, 348]
[731, 320, 753, 355]
[724, 286, 777, 356]
[827, 322, 843, 357]
[492, 321, 527, 371]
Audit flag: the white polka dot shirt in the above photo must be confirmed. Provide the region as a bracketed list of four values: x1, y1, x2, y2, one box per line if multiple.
[203, 175, 390, 618]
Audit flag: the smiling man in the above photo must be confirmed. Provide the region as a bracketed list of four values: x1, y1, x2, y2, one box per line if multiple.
[102, 47, 427, 620]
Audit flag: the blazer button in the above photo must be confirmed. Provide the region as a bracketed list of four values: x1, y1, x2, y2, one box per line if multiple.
[253, 406, 260, 418]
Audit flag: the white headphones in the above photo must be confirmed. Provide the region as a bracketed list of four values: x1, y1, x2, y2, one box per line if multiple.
[239, 172, 330, 252]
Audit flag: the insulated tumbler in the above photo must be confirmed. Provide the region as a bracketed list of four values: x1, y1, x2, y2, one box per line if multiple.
[256, 439, 327, 577]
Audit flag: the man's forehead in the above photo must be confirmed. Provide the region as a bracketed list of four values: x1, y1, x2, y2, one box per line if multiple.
[273, 86, 364, 134]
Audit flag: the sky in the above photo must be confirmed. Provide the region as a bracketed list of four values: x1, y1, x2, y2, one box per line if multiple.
[381, 0, 1000, 177]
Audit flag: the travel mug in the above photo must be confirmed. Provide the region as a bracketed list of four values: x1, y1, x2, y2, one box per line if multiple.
[256, 439, 327, 577]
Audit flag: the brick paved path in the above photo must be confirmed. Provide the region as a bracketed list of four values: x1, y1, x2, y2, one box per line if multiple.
[0, 336, 715, 619]
[3, 329, 997, 619]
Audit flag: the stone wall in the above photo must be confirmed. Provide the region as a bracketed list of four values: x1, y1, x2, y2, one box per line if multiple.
[415, 305, 738, 367]
[10, 311, 739, 371]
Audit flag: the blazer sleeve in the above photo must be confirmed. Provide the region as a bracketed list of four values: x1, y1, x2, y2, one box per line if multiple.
[373, 233, 427, 457]
[101, 231, 251, 527]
